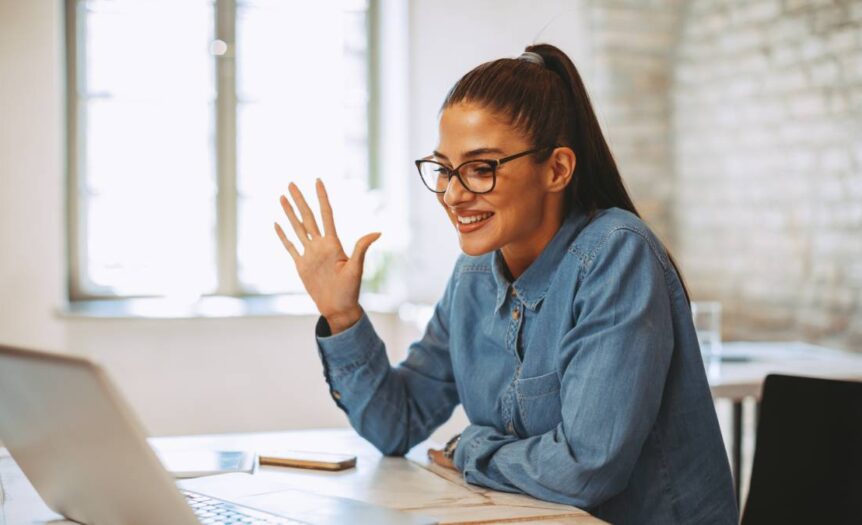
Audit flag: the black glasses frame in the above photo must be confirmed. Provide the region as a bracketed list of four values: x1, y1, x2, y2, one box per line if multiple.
[414, 146, 557, 195]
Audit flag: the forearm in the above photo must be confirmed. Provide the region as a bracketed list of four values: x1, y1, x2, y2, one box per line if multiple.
[453, 424, 627, 509]
[317, 314, 459, 455]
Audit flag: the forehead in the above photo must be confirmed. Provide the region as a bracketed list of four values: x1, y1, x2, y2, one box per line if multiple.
[436, 102, 529, 156]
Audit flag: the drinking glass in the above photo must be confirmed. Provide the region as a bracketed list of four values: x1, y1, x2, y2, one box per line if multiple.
[691, 301, 722, 359]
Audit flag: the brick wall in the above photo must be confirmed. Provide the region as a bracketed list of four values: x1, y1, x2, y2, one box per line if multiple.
[672, 0, 862, 348]
[586, 0, 685, 244]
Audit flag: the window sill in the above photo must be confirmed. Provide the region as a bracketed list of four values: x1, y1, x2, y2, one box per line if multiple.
[58, 293, 403, 320]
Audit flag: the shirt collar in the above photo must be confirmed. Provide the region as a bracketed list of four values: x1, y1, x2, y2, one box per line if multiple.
[492, 209, 590, 313]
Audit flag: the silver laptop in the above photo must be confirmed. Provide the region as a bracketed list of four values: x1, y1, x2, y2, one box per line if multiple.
[0, 344, 436, 525]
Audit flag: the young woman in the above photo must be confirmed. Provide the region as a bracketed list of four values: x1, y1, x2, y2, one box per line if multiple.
[275, 44, 738, 524]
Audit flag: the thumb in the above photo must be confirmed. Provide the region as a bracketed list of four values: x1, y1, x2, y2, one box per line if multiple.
[350, 232, 382, 272]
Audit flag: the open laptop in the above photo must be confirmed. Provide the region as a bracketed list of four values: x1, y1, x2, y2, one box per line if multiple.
[0, 343, 436, 525]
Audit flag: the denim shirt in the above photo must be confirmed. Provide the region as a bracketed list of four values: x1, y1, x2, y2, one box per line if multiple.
[315, 208, 738, 524]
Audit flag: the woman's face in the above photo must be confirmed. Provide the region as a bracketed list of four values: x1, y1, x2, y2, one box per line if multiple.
[433, 102, 564, 259]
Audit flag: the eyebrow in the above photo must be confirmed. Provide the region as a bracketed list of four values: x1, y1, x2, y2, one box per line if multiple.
[432, 147, 506, 161]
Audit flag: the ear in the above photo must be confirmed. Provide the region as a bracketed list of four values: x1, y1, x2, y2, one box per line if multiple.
[545, 147, 576, 193]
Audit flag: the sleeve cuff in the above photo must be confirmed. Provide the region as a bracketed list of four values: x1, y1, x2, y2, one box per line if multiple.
[315, 312, 381, 373]
[453, 424, 481, 473]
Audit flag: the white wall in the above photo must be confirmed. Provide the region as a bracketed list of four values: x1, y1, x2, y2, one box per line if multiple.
[0, 0, 67, 352]
[0, 0, 593, 444]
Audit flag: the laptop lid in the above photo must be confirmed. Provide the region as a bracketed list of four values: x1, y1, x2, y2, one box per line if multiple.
[0, 344, 199, 525]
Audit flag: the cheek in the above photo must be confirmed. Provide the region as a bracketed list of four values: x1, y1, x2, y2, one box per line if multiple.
[492, 180, 542, 219]
[494, 196, 548, 240]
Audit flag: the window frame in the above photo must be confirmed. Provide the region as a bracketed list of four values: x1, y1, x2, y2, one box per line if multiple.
[65, 0, 379, 302]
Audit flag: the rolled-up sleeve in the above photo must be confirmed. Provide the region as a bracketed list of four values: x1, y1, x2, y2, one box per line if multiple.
[453, 228, 674, 508]
[316, 269, 461, 456]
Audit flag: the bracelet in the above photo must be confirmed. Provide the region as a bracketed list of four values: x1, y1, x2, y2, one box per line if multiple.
[443, 433, 461, 460]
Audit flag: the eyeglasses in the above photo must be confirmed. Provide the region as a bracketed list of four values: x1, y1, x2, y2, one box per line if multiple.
[414, 146, 556, 194]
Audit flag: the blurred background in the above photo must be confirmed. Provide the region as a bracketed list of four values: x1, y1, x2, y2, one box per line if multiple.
[1, 0, 861, 451]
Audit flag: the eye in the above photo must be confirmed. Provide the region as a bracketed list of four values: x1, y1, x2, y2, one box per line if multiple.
[463, 164, 494, 177]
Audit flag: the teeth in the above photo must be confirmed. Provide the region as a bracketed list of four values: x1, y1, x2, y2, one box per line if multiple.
[457, 212, 493, 224]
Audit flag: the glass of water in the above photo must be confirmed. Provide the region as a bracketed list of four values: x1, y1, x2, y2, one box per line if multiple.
[691, 301, 722, 360]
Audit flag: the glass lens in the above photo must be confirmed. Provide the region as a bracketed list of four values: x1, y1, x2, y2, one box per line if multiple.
[418, 161, 450, 192]
[460, 161, 495, 193]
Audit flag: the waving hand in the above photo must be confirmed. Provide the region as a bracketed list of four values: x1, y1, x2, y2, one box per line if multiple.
[274, 179, 381, 334]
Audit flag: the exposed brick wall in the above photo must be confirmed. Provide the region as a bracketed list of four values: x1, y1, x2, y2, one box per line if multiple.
[586, 0, 686, 245]
[408, 1, 862, 350]
[672, 0, 862, 349]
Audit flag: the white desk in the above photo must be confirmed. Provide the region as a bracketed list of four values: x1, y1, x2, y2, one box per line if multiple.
[0, 428, 605, 525]
[707, 341, 862, 400]
[705, 341, 862, 503]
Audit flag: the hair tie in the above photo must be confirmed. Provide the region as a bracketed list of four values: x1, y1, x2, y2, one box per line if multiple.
[517, 51, 545, 67]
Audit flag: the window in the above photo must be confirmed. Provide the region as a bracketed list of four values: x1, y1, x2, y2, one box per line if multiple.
[67, 0, 383, 301]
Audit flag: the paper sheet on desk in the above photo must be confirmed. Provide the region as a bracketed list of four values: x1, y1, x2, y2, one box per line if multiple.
[177, 472, 293, 499]
[179, 473, 435, 525]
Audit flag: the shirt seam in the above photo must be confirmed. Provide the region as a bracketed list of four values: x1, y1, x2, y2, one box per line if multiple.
[459, 264, 492, 274]
[326, 355, 372, 378]
[569, 225, 669, 273]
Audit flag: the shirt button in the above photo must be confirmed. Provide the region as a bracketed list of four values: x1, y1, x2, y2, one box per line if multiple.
[507, 422, 514, 434]
[331, 390, 341, 400]
[510, 288, 517, 297]
[512, 309, 520, 320]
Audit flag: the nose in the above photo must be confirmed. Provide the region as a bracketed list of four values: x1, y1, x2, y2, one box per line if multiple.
[442, 174, 474, 207]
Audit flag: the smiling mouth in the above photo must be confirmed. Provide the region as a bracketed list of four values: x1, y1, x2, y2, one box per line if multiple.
[456, 212, 494, 225]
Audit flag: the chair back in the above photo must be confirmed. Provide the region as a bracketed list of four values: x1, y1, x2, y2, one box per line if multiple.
[742, 374, 862, 524]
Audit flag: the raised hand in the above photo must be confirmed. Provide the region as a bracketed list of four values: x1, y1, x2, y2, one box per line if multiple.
[274, 179, 381, 334]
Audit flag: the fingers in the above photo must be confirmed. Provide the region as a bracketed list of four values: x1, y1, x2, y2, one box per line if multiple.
[350, 232, 382, 272]
[426, 448, 455, 470]
[274, 222, 301, 260]
[316, 178, 338, 239]
[288, 182, 322, 239]
[279, 194, 310, 246]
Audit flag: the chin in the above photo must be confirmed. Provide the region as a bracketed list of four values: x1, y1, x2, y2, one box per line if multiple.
[457, 237, 498, 257]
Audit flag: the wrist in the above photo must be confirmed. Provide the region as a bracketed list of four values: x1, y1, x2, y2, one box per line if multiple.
[324, 306, 363, 335]
[443, 433, 461, 461]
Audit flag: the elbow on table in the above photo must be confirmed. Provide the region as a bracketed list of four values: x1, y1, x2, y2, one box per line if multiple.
[571, 470, 633, 511]
[373, 439, 412, 457]
[360, 426, 410, 457]
[517, 461, 632, 511]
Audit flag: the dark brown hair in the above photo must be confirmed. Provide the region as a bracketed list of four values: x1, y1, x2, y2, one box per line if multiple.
[442, 43, 690, 301]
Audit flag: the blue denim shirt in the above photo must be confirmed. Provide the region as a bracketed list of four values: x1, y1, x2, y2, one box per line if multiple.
[316, 208, 738, 524]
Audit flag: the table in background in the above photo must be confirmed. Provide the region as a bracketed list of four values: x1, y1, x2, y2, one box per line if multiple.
[706, 341, 862, 504]
[0, 428, 605, 525]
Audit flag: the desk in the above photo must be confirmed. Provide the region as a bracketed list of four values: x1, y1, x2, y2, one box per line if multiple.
[0, 428, 605, 525]
[706, 341, 862, 503]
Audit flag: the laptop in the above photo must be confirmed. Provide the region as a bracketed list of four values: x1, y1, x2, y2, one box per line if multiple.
[0, 343, 436, 525]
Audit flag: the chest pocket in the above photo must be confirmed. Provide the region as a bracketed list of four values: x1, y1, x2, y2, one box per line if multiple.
[515, 370, 562, 436]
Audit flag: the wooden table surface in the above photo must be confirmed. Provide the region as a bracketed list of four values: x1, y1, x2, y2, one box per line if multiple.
[0, 428, 606, 525]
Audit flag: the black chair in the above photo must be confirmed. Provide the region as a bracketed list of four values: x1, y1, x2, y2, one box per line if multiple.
[741, 374, 862, 525]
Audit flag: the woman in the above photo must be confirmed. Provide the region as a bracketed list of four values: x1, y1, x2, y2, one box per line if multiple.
[274, 44, 737, 524]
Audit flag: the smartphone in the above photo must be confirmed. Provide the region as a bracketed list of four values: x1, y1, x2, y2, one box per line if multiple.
[257, 450, 357, 471]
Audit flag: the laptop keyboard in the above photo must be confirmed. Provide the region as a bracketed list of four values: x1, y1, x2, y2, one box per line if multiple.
[183, 490, 307, 524]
